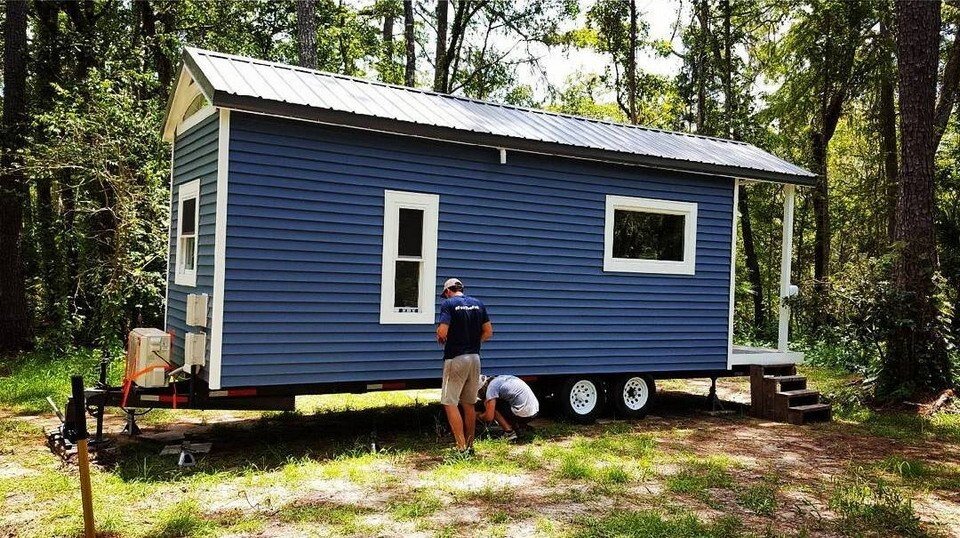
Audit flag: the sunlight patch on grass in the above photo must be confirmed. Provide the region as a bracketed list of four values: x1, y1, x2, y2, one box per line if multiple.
[297, 389, 440, 414]
[665, 455, 735, 502]
[277, 500, 376, 535]
[0, 347, 124, 414]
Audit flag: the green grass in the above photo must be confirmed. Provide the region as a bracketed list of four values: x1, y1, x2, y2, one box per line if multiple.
[829, 473, 926, 537]
[0, 347, 124, 414]
[150, 499, 217, 538]
[278, 500, 374, 534]
[736, 482, 777, 516]
[389, 489, 443, 520]
[665, 456, 735, 500]
[575, 510, 743, 538]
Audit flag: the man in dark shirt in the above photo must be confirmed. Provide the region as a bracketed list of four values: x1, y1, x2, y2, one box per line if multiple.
[436, 278, 493, 453]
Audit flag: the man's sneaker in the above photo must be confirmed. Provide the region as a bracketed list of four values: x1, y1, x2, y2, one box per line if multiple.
[502, 430, 518, 443]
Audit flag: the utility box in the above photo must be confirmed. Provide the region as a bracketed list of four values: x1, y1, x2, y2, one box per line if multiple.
[186, 293, 208, 327]
[184, 332, 206, 367]
[126, 328, 171, 388]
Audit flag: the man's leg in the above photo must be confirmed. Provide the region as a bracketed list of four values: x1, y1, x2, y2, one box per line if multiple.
[462, 402, 477, 448]
[493, 409, 514, 432]
[444, 404, 466, 450]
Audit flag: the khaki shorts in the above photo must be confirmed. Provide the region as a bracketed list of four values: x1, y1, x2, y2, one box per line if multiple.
[440, 354, 481, 406]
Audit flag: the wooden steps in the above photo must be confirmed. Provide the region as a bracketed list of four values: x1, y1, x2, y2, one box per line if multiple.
[749, 364, 832, 424]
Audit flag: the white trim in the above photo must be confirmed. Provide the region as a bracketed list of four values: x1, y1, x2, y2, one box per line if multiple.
[173, 179, 200, 287]
[727, 179, 739, 369]
[603, 195, 697, 275]
[730, 349, 804, 366]
[209, 109, 230, 390]
[163, 144, 175, 331]
[379, 190, 440, 324]
[176, 105, 217, 137]
[778, 184, 796, 352]
[217, 107, 810, 187]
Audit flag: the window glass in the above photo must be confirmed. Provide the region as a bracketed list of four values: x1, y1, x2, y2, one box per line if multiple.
[181, 237, 197, 271]
[181, 198, 197, 235]
[613, 209, 684, 261]
[397, 208, 423, 257]
[394, 260, 420, 310]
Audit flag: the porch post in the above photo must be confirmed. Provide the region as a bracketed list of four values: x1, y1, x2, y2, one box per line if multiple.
[777, 184, 796, 352]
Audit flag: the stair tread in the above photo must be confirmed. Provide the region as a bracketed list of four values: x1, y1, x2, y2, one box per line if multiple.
[778, 389, 818, 397]
[765, 375, 806, 382]
[788, 403, 831, 412]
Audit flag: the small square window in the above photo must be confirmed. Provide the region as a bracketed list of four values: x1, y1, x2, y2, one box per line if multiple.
[604, 195, 697, 275]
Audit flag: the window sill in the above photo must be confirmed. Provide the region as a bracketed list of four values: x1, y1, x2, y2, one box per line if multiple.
[379, 312, 434, 324]
[175, 271, 197, 287]
[603, 259, 696, 275]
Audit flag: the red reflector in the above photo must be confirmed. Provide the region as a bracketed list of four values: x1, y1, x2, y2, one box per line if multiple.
[228, 388, 257, 397]
[158, 395, 188, 403]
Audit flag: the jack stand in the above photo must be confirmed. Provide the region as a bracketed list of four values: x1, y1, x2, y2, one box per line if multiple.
[122, 409, 141, 436]
[706, 377, 726, 413]
[369, 429, 380, 453]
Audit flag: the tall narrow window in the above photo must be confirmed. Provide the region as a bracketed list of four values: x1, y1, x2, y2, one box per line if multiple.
[175, 179, 200, 286]
[380, 190, 440, 324]
[603, 195, 697, 275]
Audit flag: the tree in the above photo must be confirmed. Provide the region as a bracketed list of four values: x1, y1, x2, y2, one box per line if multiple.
[403, 0, 416, 85]
[880, 0, 953, 397]
[296, 0, 317, 68]
[0, 0, 32, 352]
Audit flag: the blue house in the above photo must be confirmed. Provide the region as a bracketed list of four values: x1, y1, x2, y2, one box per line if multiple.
[158, 48, 815, 420]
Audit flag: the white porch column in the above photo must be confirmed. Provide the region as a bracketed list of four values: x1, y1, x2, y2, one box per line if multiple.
[777, 184, 796, 352]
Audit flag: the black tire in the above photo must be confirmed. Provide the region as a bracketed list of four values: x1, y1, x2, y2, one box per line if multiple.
[559, 376, 604, 423]
[612, 374, 655, 418]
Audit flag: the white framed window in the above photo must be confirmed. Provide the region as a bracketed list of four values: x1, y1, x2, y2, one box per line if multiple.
[603, 195, 698, 275]
[380, 190, 440, 324]
[175, 179, 201, 287]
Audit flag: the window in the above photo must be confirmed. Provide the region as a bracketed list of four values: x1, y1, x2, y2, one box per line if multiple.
[175, 179, 200, 286]
[380, 190, 440, 324]
[603, 195, 697, 275]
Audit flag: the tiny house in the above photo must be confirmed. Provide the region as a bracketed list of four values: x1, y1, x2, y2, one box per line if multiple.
[150, 47, 815, 420]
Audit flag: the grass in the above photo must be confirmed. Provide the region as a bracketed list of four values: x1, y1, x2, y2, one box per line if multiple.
[389, 489, 443, 520]
[1, 347, 958, 537]
[829, 473, 926, 537]
[0, 347, 124, 414]
[574, 510, 743, 538]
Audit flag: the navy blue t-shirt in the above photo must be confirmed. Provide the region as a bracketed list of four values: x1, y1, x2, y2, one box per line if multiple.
[438, 294, 490, 360]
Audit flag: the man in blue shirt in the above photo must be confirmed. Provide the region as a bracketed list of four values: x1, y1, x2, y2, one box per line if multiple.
[436, 278, 493, 453]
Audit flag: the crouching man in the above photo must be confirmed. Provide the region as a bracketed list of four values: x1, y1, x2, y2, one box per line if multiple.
[478, 375, 539, 442]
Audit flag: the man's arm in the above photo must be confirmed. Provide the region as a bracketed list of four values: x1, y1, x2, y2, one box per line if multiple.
[481, 321, 493, 342]
[437, 323, 449, 345]
[480, 398, 497, 422]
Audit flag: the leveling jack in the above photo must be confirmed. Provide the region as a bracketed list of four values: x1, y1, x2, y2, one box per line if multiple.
[160, 441, 212, 467]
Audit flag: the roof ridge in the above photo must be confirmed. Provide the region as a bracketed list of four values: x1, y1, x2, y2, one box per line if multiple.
[186, 47, 752, 147]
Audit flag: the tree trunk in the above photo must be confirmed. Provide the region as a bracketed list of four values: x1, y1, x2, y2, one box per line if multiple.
[810, 131, 830, 310]
[434, 0, 449, 92]
[881, 69, 899, 240]
[881, 0, 952, 397]
[0, 0, 32, 352]
[739, 186, 766, 330]
[296, 0, 317, 69]
[403, 0, 415, 86]
[627, 0, 637, 123]
[138, 0, 175, 99]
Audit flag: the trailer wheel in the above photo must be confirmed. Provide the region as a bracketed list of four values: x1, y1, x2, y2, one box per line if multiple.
[560, 377, 603, 423]
[613, 375, 655, 418]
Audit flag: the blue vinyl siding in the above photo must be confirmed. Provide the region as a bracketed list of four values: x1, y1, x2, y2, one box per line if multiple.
[165, 113, 218, 374]
[219, 112, 734, 388]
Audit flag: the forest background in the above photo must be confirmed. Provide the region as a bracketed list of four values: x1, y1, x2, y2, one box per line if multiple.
[0, 0, 957, 401]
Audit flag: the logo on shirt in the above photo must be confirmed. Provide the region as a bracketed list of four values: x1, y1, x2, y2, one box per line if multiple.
[455, 305, 481, 311]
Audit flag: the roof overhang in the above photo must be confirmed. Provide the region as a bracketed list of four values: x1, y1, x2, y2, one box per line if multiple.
[161, 49, 817, 187]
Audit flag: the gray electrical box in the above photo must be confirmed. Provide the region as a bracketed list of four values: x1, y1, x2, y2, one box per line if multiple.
[186, 293, 208, 327]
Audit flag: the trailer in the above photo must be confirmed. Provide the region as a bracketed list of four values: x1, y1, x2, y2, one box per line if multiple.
[82, 47, 821, 428]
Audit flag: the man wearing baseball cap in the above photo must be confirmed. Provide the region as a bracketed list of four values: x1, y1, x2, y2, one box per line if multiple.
[436, 278, 493, 454]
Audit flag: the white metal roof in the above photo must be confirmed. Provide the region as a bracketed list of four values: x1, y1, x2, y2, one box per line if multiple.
[164, 47, 815, 185]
